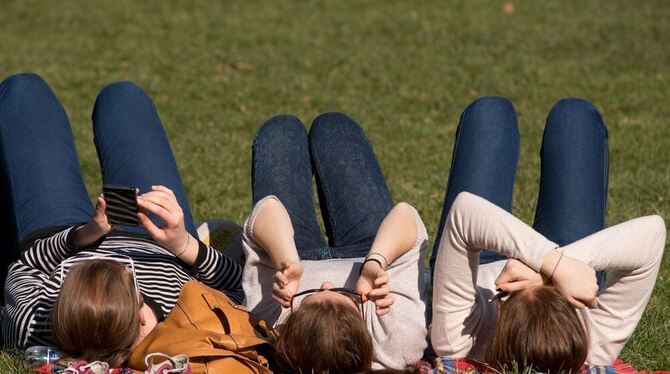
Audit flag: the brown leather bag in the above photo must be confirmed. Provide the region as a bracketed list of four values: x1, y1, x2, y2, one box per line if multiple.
[129, 280, 276, 374]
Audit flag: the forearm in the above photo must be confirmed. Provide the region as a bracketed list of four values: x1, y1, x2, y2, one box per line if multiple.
[366, 202, 419, 267]
[249, 196, 300, 268]
[560, 215, 665, 273]
[449, 192, 557, 270]
[557, 215, 666, 364]
[189, 240, 243, 300]
[21, 227, 80, 274]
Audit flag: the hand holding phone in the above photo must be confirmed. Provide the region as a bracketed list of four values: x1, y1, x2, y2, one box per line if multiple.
[73, 194, 113, 249]
[103, 185, 140, 226]
[136, 185, 192, 257]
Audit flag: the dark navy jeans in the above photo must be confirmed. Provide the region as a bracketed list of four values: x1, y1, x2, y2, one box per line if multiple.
[0, 73, 198, 280]
[252, 112, 394, 260]
[430, 96, 608, 285]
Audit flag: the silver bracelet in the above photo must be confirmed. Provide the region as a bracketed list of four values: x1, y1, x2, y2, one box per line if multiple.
[549, 250, 565, 280]
[175, 234, 191, 257]
[365, 252, 389, 270]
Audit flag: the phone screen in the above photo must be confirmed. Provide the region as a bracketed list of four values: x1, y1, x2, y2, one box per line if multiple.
[103, 185, 139, 226]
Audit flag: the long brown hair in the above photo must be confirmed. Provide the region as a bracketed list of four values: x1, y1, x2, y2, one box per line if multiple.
[51, 260, 140, 367]
[275, 300, 373, 373]
[485, 286, 588, 372]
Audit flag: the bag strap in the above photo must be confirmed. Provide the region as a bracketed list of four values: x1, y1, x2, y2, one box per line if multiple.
[202, 292, 243, 333]
[185, 348, 272, 373]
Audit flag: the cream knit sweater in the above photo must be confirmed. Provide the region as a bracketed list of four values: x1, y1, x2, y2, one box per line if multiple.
[431, 192, 666, 365]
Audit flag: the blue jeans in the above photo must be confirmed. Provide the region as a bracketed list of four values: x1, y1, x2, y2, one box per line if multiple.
[252, 112, 394, 260]
[430, 97, 608, 285]
[0, 73, 198, 280]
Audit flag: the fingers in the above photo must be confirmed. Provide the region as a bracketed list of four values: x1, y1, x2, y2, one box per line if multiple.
[495, 260, 515, 286]
[281, 261, 303, 279]
[495, 270, 515, 287]
[138, 212, 166, 241]
[374, 296, 394, 316]
[368, 284, 389, 300]
[586, 297, 598, 309]
[273, 271, 288, 288]
[272, 281, 293, 308]
[567, 296, 586, 309]
[281, 262, 293, 275]
[373, 275, 389, 288]
[272, 294, 291, 308]
[139, 191, 179, 212]
[374, 295, 394, 309]
[153, 185, 175, 195]
[137, 194, 183, 227]
[497, 280, 532, 293]
[95, 195, 108, 223]
[576, 288, 599, 309]
[96, 194, 106, 211]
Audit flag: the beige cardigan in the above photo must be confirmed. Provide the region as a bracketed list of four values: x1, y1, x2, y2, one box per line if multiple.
[431, 192, 666, 366]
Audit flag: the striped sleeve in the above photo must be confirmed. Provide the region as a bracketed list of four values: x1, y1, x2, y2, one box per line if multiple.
[191, 240, 244, 303]
[3, 261, 56, 348]
[20, 227, 78, 274]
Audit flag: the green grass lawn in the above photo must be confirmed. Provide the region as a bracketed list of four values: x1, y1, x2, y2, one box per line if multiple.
[1, 0, 668, 371]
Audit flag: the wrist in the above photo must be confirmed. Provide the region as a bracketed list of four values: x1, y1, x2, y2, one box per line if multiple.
[86, 220, 108, 235]
[173, 233, 192, 257]
[361, 258, 385, 275]
[74, 221, 107, 249]
[540, 249, 562, 278]
[365, 252, 389, 270]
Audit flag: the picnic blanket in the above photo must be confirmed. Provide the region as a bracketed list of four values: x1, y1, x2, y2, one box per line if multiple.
[417, 357, 670, 374]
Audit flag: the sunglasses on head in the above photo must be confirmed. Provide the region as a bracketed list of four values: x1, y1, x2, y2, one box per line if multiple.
[290, 287, 365, 317]
[58, 254, 142, 305]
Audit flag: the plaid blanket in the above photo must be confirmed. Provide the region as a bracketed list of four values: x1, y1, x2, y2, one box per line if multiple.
[417, 357, 670, 374]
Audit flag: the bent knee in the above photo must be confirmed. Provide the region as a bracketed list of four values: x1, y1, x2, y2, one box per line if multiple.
[459, 96, 518, 136]
[0, 73, 51, 99]
[309, 111, 362, 140]
[466, 96, 515, 116]
[254, 114, 306, 144]
[96, 80, 146, 102]
[547, 98, 606, 134]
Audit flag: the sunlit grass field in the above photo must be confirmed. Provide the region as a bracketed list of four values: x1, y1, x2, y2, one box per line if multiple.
[0, 0, 668, 371]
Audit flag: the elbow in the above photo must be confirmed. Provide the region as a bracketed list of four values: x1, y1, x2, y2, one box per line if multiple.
[257, 194, 283, 208]
[650, 214, 667, 255]
[643, 215, 666, 250]
[393, 201, 416, 215]
[253, 195, 287, 221]
[649, 215, 666, 236]
[452, 191, 476, 209]
[450, 192, 485, 219]
[393, 202, 424, 244]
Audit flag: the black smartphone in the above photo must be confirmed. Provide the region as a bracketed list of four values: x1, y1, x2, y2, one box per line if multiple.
[103, 185, 139, 226]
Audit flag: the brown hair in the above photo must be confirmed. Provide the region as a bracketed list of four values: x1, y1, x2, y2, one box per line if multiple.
[51, 260, 140, 367]
[275, 300, 373, 373]
[485, 286, 588, 372]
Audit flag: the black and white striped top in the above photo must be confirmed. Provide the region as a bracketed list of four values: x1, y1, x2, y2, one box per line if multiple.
[2, 226, 244, 348]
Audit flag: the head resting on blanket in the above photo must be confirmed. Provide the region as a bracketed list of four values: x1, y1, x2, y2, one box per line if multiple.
[486, 285, 588, 372]
[51, 260, 142, 367]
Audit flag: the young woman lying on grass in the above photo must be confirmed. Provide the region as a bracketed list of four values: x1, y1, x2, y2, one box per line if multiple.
[0, 73, 242, 367]
[430, 97, 666, 372]
[242, 113, 428, 373]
